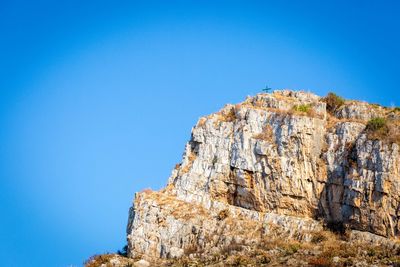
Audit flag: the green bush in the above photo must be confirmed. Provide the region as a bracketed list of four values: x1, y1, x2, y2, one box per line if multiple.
[283, 243, 301, 256]
[366, 117, 387, 131]
[323, 92, 345, 113]
[365, 117, 391, 142]
[366, 117, 400, 144]
[367, 248, 377, 257]
[293, 104, 312, 113]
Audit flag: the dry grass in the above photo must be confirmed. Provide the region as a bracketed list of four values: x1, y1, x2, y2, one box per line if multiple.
[140, 188, 153, 194]
[184, 244, 199, 255]
[252, 91, 324, 118]
[246, 100, 325, 123]
[241, 96, 325, 120]
[221, 240, 245, 255]
[174, 163, 181, 170]
[253, 124, 274, 142]
[326, 113, 366, 130]
[145, 191, 209, 221]
[170, 200, 208, 220]
[366, 117, 400, 145]
[292, 104, 314, 115]
[84, 254, 115, 267]
[89, 228, 400, 267]
[257, 237, 302, 253]
[251, 98, 266, 109]
[308, 256, 332, 267]
[159, 183, 175, 194]
[217, 209, 230, 221]
[310, 230, 330, 244]
[386, 120, 400, 145]
[216, 106, 237, 123]
[228, 255, 254, 266]
[324, 99, 400, 145]
[288, 104, 323, 119]
[180, 151, 197, 174]
[197, 117, 207, 127]
[271, 91, 296, 101]
[367, 117, 387, 131]
[326, 114, 339, 130]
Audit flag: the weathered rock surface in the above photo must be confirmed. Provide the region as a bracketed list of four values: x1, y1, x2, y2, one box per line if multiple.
[126, 90, 400, 261]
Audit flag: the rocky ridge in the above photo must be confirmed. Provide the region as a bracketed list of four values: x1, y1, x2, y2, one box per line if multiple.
[87, 90, 400, 267]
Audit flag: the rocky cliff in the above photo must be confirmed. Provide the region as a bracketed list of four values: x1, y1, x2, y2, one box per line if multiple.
[86, 90, 400, 267]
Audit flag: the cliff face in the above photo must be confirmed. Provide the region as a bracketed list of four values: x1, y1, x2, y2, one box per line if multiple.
[126, 90, 400, 260]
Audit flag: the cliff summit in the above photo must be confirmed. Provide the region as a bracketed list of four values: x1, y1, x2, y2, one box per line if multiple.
[86, 90, 400, 267]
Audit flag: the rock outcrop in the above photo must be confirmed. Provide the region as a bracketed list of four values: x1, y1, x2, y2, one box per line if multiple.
[126, 90, 400, 262]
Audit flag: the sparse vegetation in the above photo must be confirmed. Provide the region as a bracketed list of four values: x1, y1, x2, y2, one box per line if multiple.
[84, 254, 115, 267]
[371, 103, 382, 108]
[364, 117, 400, 144]
[184, 244, 198, 255]
[308, 256, 332, 267]
[217, 106, 237, 123]
[140, 188, 153, 194]
[255, 253, 271, 264]
[88, 231, 400, 267]
[311, 231, 329, 244]
[366, 117, 387, 131]
[221, 241, 244, 255]
[282, 243, 301, 256]
[293, 104, 312, 113]
[366, 117, 389, 141]
[323, 92, 345, 113]
[291, 103, 319, 118]
[180, 150, 197, 174]
[87, 91, 400, 267]
[217, 209, 230, 220]
[367, 247, 377, 257]
[226, 254, 251, 266]
[253, 124, 274, 142]
[174, 163, 181, 170]
[197, 117, 207, 127]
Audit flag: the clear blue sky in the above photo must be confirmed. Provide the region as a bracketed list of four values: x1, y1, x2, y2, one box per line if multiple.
[1, 1, 399, 266]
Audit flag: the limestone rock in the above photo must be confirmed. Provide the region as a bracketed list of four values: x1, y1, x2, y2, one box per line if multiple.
[126, 90, 400, 260]
[133, 259, 150, 267]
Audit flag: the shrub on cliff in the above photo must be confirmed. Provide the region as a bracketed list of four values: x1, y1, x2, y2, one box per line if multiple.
[323, 92, 345, 113]
[366, 117, 387, 132]
[291, 104, 317, 117]
[366, 117, 392, 142]
[293, 104, 312, 113]
[84, 254, 115, 267]
[366, 117, 400, 145]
